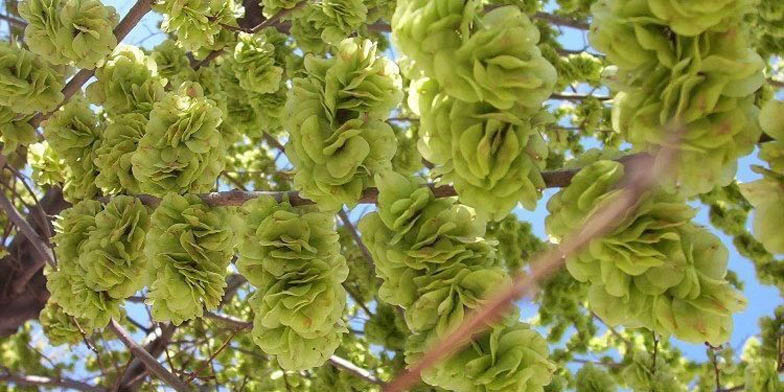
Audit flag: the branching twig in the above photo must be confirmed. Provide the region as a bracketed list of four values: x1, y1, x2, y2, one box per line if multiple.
[328, 355, 382, 385]
[0, 180, 55, 269]
[109, 320, 190, 392]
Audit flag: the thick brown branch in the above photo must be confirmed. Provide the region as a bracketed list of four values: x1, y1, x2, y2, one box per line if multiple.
[0, 371, 105, 392]
[0, 14, 26, 29]
[29, 0, 153, 128]
[109, 320, 190, 392]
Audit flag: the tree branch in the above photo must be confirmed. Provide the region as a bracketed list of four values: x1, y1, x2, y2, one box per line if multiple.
[0, 370, 105, 392]
[338, 209, 376, 274]
[109, 320, 190, 392]
[0, 177, 55, 269]
[0, 14, 26, 29]
[550, 92, 612, 102]
[29, 0, 154, 128]
[328, 355, 382, 385]
[533, 12, 590, 30]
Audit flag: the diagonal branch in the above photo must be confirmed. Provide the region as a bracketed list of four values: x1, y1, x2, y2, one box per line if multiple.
[328, 356, 382, 385]
[338, 209, 376, 274]
[0, 370, 105, 392]
[29, 0, 154, 128]
[383, 138, 679, 391]
[0, 176, 55, 269]
[109, 320, 190, 392]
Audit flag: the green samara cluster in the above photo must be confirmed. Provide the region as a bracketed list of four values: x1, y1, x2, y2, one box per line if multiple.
[546, 160, 747, 345]
[0, 41, 63, 115]
[591, 0, 764, 196]
[19, 0, 118, 68]
[131, 83, 227, 196]
[43, 97, 102, 201]
[237, 196, 348, 370]
[38, 302, 86, 347]
[739, 100, 784, 255]
[46, 197, 150, 330]
[359, 171, 554, 391]
[285, 38, 402, 210]
[145, 194, 235, 325]
[394, 3, 557, 220]
[153, 0, 238, 53]
[0, 107, 35, 153]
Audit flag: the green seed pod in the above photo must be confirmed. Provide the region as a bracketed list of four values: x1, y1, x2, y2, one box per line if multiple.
[261, 0, 303, 17]
[29, 141, 67, 186]
[145, 194, 235, 325]
[47, 200, 123, 329]
[744, 358, 782, 392]
[575, 363, 617, 392]
[154, 0, 239, 52]
[86, 45, 166, 116]
[418, 85, 549, 219]
[285, 38, 401, 210]
[432, 6, 557, 110]
[230, 33, 283, 94]
[392, 0, 481, 78]
[359, 171, 495, 307]
[151, 39, 195, 88]
[739, 173, 784, 254]
[44, 96, 102, 201]
[408, 321, 555, 392]
[613, 28, 764, 196]
[547, 160, 747, 345]
[94, 113, 147, 194]
[20, 0, 118, 68]
[621, 351, 687, 392]
[79, 196, 150, 300]
[311, 0, 368, 45]
[0, 42, 64, 114]
[759, 99, 784, 141]
[290, 9, 328, 54]
[0, 107, 35, 152]
[39, 302, 86, 347]
[238, 196, 348, 370]
[131, 84, 226, 196]
[647, 0, 752, 36]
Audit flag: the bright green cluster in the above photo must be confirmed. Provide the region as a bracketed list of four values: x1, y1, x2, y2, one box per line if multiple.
[131, 83, 226, 196]
[621, 351, 687, 392]
[406, 321, 556, 392]
[753, 0, 784, 56]
[359, 171, 554, 391]
[0, 42, 63, 114]
[0, 107, 35, 152]
[229, 33, 283, 94]
[395, 4, 555, 219]
[591, 0, 763, 196]
[153, 0, 239, 52]
[151, 39, 196, 87]
[39, 302, 85, 347]
[285, 38, 402, 210]
[744, 358, 782, 392]
[485, 214, 544, 273]
[94, 113, 147, 194]
[738, 100, 784, 254]
[46, 200, 122, 329]
[546, 160, 747, 345]
[80, 196, 150, 300]
[86, 45, 167, 117]
[28, 141, 67, 186]
[145, 194, 235, 325]
[43, 97, 102, 201]
[416, 78, 549, 220]
[575, 363, 617, 392]
[310, 0, 368, 44]
[237, 196, 347, 370]
[19, 0, 118, 68]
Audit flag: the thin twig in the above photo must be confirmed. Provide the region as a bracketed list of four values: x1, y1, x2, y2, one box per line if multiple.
[185, 328, 241, 383]
[338, 209, 376, 274]
[108, 320, 190, 392]
[328, 356, 382, 385]
[0, 370, 105, 392]
[0, 180, 55, 268]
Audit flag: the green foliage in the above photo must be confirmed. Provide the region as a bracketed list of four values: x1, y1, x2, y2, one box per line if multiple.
[0, 41, 63, 114]
[94, 113, 147, 194]
[575, 363, 616, 392]
[39, 302, 85, 347]
[238, 196, 347, 370]
[145, 194, 235, 325]
[0, 107, 35, 152]
[547, 160, 747, 345]
[86, 45, 166, 116]
[153, 0, 239, 52]
[131, 83, 226, 196]
[285, 38, 402, 210]
[19, 0, 118, 68]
